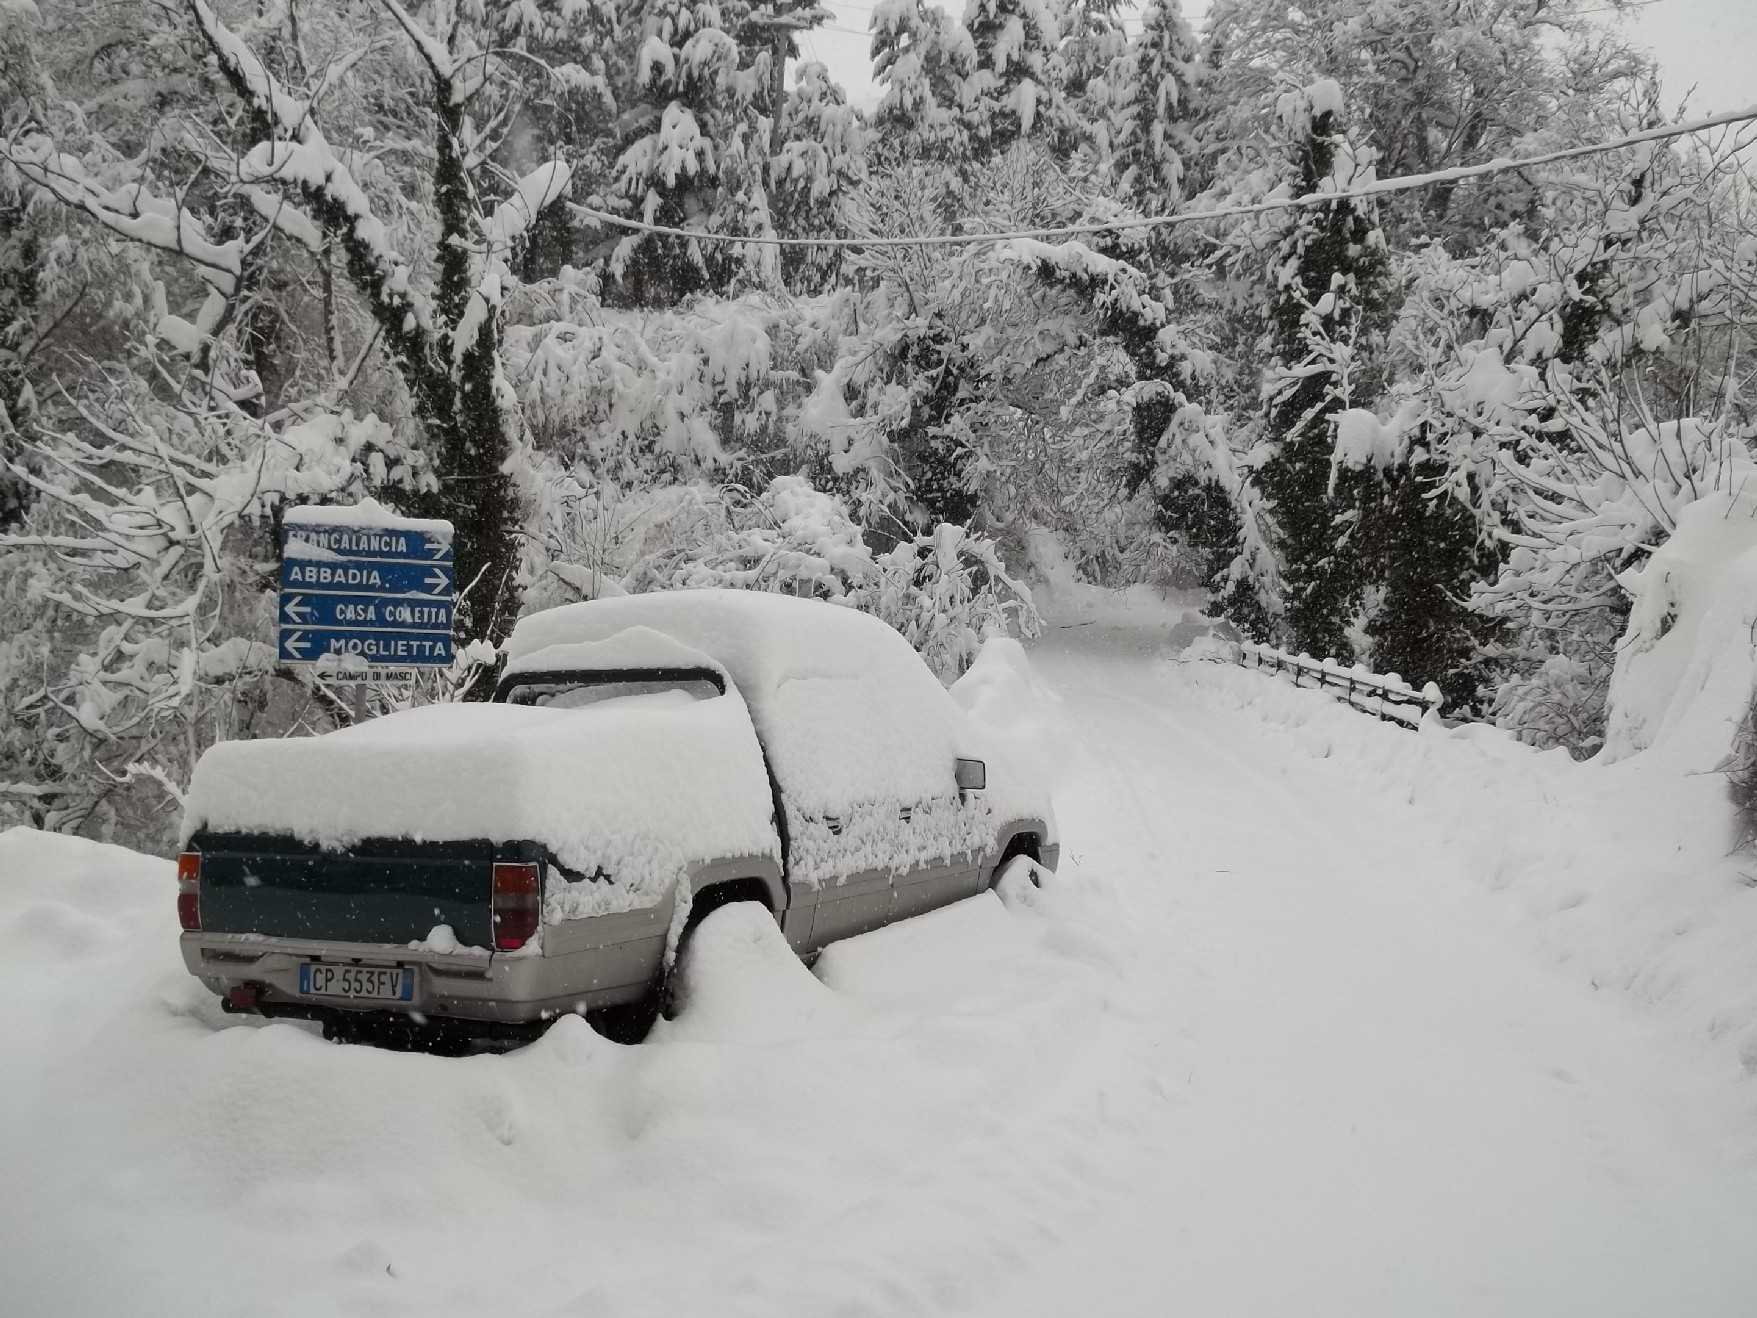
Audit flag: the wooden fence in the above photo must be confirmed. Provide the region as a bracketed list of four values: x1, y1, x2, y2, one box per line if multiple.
[1238, 642, 1442, 727]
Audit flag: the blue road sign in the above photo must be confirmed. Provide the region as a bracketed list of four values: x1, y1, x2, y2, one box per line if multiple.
[279, 592, 452, 632]
[278, 508, 455, 672]
[280, 558, 454, 598]
[278, 628, 455, 666]
[283, 522, 452, 563]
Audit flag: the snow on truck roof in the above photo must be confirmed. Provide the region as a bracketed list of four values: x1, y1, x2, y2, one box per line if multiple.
[504, 590, 935, 694]
[501, 626, 727, 683]
[506, 591, 972, 821]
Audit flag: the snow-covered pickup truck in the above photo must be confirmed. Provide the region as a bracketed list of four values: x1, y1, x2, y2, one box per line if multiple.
[177, 590, 1056, 1047]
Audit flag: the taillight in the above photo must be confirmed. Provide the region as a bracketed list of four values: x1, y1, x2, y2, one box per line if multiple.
[491, 861, 540, 951]
[177, 852, 201, 931]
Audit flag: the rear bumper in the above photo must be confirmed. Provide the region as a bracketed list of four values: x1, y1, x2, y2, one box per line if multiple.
[181, 895, 671, 1025]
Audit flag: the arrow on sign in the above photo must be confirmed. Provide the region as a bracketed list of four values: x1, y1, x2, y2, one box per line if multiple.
[424, 569, 450, 594]
[427, 538, 450, 559]
[283, 631, 312, 658]
[282, 595, 315, 624]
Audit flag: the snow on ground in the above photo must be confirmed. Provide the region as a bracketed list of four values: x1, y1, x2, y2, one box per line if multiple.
[1177, 654, 1757, 1084]
[991, 630, 1757, 1316]
[6, 613, 1757, 1316]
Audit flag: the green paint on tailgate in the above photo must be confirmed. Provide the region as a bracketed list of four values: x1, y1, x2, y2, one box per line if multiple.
[193, 834, 497, 947]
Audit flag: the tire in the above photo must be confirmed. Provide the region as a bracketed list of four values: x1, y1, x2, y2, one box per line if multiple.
[659, 894, 769, 1023]
[991, 834, 1041, 887]
[585, 887, 771, 1043]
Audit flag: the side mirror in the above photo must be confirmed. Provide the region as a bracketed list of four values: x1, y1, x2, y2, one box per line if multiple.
[954, 758, 987, 792]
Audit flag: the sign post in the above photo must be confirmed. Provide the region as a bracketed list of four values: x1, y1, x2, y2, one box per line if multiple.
[278, 503, 455, 711]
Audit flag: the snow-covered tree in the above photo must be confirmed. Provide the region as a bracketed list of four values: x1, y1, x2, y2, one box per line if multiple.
[870, 0, 975, 161]
[1201, 0, 1649, 250]
[1107, 0, 1203, 216]
[1250, 81, 1390, 661]
[1377, 108, 1757, 731]
[0, 383, 433, 843]
[613, 475, 1037, 678]
[772, 61, 866, 293]
[960, 0, 1074, 159]
[5, 0, 582, 648]
[1058, 0, 1128, 108]
[605, 0, 757, 301]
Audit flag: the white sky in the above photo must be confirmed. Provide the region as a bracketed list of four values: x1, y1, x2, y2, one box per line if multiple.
[797, 0, 1755, 119]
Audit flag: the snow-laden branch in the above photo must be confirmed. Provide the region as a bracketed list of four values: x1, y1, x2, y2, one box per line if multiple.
[1001, 238, 1190, 370]
[4, 136, 242, 295]
[186, 0, 313, 137]
[184, 0, 440, 394]
[486, 160, 573, 261]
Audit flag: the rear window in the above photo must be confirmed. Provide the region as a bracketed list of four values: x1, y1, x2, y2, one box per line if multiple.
[502, 675, 723, 709]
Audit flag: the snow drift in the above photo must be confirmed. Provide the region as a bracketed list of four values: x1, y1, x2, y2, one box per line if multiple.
[1603, 483, 1757, 772]
[0, 777, 1123, 1318]
[1178, 654, 1757, 1080]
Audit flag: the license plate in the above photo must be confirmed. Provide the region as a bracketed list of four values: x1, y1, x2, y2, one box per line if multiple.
[298, 962, 413, 1002]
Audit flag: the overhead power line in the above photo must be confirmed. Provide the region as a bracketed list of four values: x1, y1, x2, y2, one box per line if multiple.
[570, 101, 1757, 250]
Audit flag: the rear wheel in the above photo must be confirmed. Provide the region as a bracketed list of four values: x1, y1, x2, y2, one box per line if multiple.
[660, 890, 771, 1022]
[585, 882, 774, 1043]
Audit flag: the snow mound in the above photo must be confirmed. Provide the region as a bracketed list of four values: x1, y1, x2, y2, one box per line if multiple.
[951, 636, 1068, 817]
[992, 854, 1052, 912]
[949, 636, 1040, 726]
[656, 903, 850, 1044]
[0, 827, 169, 965]
[1603, 488, 1757, 771]
[0, 824, 169, 905]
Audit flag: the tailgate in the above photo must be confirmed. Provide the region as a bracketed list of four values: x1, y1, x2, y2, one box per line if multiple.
[193, 834, 501, 947]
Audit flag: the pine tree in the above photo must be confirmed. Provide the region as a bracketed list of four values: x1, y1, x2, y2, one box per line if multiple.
[1253, 82, 1389, 662]
[1200, 0, 1643, 252]
[893, 320, 984, 526]
[1109, 0, 1202, 215]
[771, 61, 866, 293]
[1058, 0, 1127, 105]
[870, 0, 974, 161]
[607, 0, 753, 303]
[1361, 446, 1500, 709]
[960, 0, 1072, 159]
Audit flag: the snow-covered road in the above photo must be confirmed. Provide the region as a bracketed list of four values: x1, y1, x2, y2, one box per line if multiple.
[987, 629, 1757, 1317]
[5, 625, 1757, 1316]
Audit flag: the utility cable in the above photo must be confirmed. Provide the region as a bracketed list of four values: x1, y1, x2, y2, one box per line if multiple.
[570, 100, 1757, 249]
